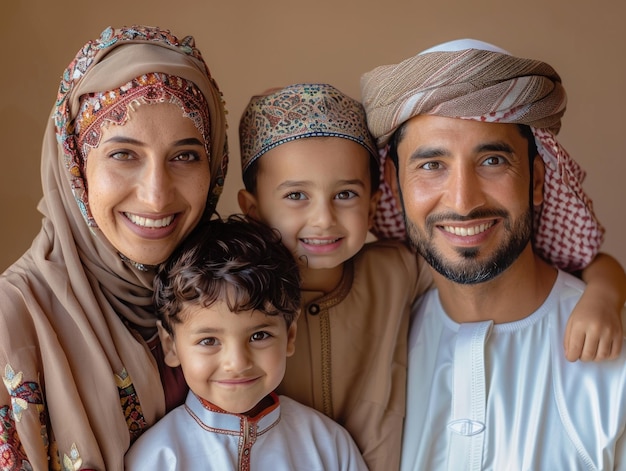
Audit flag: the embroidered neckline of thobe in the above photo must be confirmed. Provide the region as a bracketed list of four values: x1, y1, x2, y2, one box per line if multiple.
[184, 391, 281, 436]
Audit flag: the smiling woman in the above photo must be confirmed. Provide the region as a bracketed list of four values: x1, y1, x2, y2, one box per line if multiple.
[0, 25, 228, 471]
[84, 101, 212, 267]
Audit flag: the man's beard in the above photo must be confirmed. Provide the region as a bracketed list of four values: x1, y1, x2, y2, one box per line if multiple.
[406, 208, 533, 285]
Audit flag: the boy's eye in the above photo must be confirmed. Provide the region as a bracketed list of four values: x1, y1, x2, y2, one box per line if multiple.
[335, 190, 357, 200]
[199, 337, 219, 346]
[286, 192, 306, 201]
[250, 331, 271, 342]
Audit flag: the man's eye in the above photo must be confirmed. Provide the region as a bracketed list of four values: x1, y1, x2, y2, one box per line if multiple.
[420, 161, 441, 170]
[482, 156, 505, 166]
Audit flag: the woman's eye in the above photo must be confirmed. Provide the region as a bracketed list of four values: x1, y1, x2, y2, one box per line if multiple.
[250, 331, 271, 342]
[336, 190, 357, 200]
[173, 152, 200, 162]
[110, 151, 132, 161]
[286, 192, 306, 201]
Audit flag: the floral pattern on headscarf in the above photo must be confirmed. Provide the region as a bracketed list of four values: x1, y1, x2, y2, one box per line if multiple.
[54, 25, 228, 227]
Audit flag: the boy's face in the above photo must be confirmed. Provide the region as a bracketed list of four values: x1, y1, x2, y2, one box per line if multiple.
[239, 137, 380, 276]
[158, 301, 297, 416]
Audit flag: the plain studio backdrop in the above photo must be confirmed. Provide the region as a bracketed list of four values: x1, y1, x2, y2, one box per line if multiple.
[1, 0, 624, 271]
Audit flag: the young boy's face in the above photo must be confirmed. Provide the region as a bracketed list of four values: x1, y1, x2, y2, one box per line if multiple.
[158, 301, 297, 416]
[239, 137, 379, 275]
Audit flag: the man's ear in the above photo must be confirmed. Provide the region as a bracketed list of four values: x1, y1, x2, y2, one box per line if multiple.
[238, 189, 260, 220]
[532, 155, 545, 207]
[385, 156, 402, 211]
[157, 320, 181, 368]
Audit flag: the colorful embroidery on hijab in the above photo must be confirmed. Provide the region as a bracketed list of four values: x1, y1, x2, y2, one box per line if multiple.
[54, 25, 224, 228]
[115, 368, 148, 443]
[1, 364, 45, 470]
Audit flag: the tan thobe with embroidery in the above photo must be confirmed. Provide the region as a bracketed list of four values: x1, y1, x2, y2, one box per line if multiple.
[277, 239, 433, 471]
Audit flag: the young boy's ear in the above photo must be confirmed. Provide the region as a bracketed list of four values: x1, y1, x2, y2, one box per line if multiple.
[285, 320, 298, 358]
[368, 188, 382, 230]
[157, 320, 181, 368]
[238, 189, 260, 220]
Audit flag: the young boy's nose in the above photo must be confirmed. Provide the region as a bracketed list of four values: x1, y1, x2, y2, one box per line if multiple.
[310, 200, 337, 229]
[223, 344, 253, 373]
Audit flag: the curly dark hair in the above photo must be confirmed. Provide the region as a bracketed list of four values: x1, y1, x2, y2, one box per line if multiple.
[154, 215, 301, 334]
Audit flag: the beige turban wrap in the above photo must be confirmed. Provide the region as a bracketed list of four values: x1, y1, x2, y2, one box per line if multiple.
[361, 39, 604, 271]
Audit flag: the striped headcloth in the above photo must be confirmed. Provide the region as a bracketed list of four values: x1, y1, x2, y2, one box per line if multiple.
[361, 39, 604, 271]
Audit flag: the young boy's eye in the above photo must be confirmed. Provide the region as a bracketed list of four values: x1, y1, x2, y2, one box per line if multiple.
[250, 331, 271, 342]
[286, 192, 306, 201]
[335, 190, 357, 200]
[199, 337, 219, 346]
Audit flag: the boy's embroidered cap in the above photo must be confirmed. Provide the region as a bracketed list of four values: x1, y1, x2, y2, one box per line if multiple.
[239, 83, 377, 175]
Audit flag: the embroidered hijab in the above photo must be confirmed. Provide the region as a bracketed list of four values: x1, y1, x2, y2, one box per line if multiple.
[0, 25, 228, 470]
[361, 39, 604, 271]
[239, 83, 377, 177]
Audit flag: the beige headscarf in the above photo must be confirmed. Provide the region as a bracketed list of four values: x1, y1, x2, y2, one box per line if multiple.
[361, 39, 604, 271]
[0, 26, 227, 470]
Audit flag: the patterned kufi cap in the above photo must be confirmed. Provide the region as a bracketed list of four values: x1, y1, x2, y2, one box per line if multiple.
[239, 83, 377, 175]
[360, 39, 604, 271]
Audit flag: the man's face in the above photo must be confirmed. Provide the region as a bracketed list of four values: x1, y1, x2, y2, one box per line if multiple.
[395, 116, 544, 284]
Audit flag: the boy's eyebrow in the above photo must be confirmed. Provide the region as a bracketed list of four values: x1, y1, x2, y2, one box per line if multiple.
[276, 178, 367, 190]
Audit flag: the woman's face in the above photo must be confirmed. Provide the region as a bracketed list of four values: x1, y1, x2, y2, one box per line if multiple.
[85, 102, 211, 266]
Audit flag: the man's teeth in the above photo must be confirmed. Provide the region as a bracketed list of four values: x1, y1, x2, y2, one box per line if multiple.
[302, 238, 339, 245]
[125, 213, 175, 228]
[442, 222, 493, 236]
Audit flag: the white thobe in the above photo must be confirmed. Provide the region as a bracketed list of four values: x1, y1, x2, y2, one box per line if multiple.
[401, 270, 626, 471]
[125, 392, 367, 470]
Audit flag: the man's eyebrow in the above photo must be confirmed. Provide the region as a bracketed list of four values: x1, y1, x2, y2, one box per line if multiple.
[409, 146, 448, 162]
[408, 141, 516, 162]
[475, 141, 515, 154]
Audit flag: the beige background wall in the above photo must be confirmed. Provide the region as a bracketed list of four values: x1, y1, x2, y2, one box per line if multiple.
[1, 0, 624, 271]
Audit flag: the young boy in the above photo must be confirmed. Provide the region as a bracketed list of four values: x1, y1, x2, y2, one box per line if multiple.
[124, 216, 368, 471]
[237, 83, 626, 471]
